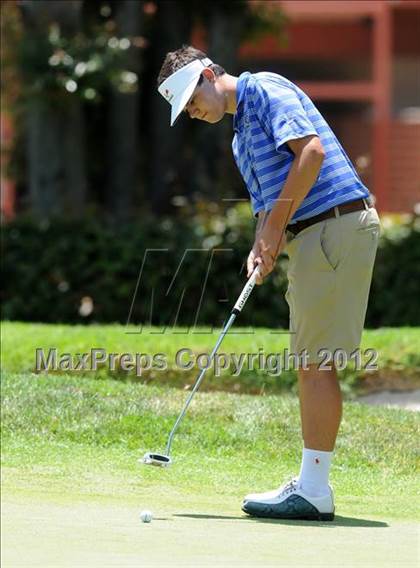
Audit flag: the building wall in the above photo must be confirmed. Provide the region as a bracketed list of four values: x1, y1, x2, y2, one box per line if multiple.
[331, 114, 420, 213]
[238, 2, 420, 213]
[389, 122, 420, 212]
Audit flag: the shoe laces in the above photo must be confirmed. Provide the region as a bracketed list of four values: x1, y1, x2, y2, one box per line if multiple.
[281, 478, 298, 495]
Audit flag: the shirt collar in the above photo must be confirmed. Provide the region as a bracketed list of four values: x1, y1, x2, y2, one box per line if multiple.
[233, 72, 251, 132]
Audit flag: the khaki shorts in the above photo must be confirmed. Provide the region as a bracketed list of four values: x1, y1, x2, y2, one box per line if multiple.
[284, 206, 380, 364]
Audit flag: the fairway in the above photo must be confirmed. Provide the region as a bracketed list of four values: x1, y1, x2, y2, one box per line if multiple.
[2, 487, 419, 567]
[2, 369, 419, 568]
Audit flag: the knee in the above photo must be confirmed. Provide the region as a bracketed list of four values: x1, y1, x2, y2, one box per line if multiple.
[298, 363, 338, 381]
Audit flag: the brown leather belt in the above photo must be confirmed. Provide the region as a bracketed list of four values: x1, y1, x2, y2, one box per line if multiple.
[286, 197, 373, 236]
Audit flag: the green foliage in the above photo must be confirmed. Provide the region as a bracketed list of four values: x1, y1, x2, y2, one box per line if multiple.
[368, 215, 420, 327]
[2, 207, 420, 327]
[1, 206, 287, 326]
[2, 372, 419, 520]
[2, 323, 419, 398]
[192, 0, 287, 44]
[2, 372, 418, 474]
[15, 22, 141, 106]
[0, 2, 23, 113]
[239, 0, 288, 44]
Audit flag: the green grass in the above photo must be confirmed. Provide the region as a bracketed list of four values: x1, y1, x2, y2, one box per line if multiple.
[2, 322, 420, 396]
[2, 323, 419, 566]
[2, 371, 419, 521]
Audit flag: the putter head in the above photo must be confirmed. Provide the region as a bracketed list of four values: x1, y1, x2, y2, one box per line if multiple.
[141, 452, 172, 467]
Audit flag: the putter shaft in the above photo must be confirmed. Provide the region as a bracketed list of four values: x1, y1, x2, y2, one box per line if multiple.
[164, 266, 260, 457]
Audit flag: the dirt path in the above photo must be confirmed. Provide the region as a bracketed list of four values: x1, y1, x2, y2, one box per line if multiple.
[357, 389, 420, 411]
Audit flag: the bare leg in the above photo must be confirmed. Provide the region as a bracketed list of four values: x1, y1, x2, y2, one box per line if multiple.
[298, 364, 342, 451]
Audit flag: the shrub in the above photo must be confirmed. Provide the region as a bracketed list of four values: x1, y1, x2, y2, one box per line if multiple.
[366, 215, 420, 327]
[2, 207, 419, 327]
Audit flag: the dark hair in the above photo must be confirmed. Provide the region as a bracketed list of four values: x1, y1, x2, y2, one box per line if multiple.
[157, 44, 225, 87]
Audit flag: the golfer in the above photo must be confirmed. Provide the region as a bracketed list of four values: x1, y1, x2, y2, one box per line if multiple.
[157, 45, 380, 521]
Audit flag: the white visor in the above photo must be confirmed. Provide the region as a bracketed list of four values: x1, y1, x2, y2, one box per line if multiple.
[158, 57, 213, 126]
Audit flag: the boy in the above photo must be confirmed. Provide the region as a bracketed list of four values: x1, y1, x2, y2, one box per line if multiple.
[157, 45, 380, 521]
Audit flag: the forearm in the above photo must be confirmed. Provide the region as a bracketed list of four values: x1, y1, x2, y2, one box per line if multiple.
[253, 211, 268, 246]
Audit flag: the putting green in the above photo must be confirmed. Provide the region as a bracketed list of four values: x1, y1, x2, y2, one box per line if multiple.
[2, 489, 418, 567]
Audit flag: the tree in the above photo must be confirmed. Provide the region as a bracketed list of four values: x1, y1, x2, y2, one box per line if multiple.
[148, 0, 193, 215]
[106, 1, 143, 221]
[19, 0, 87, 218]
[6, 1, 285, 219]
[191, 2, 246, 203]
[146, 0, 285, 214]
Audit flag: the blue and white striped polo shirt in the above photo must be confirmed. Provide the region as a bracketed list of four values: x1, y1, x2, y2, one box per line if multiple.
[232, 72, 369, 221]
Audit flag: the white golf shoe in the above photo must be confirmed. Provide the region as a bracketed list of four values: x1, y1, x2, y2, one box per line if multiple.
[242, 477, 335, 521]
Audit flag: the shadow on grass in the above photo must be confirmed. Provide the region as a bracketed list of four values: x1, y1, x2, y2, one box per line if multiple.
[174, 513, 388, 528]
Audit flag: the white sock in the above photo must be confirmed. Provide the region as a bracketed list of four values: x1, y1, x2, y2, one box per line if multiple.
[298, 447, 333, 497]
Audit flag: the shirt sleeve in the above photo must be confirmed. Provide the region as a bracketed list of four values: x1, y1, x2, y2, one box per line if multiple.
[250, 193, 264, 218]
[251, 79, 317, 152]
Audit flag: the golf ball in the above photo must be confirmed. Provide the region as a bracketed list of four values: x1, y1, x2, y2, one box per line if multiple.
[140, 510, 153, 523]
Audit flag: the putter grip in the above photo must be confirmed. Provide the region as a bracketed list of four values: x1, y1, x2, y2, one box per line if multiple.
[232, 266, 260, 315]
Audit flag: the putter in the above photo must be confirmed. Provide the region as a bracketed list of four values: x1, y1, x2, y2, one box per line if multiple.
[141, 265, 261, 467]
